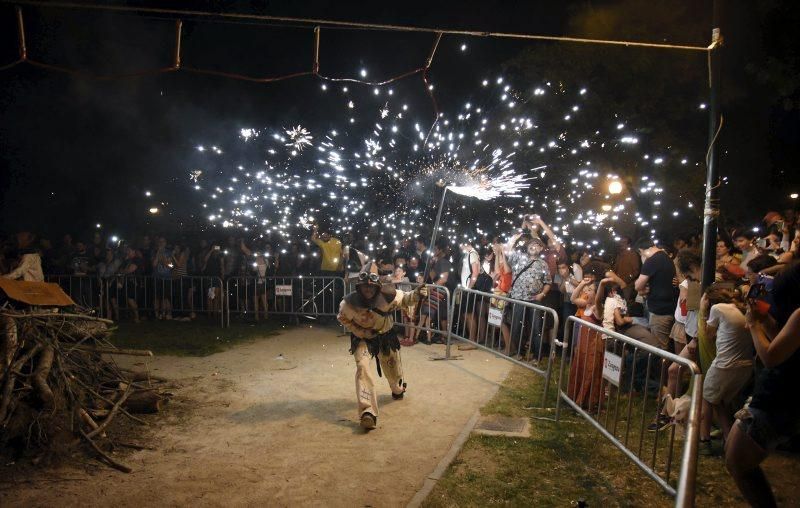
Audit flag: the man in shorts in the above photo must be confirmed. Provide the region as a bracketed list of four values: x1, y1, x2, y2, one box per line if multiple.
[634, 238, 678, 350]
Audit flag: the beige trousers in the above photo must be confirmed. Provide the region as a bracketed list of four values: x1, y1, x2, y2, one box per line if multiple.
[353, 339, 404, 417]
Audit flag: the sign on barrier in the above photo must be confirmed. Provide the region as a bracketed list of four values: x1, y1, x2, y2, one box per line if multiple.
[275, 284, 293, 296]
[446, 286, 559, 410]
[225, 276, 346, 326]
[556, 315, 702, 505]
[602, 351, 622, 386]
[488, 307, 503, 327]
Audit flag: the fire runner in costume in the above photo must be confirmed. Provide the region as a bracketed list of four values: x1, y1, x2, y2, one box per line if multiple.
[337, 262, 427, 430]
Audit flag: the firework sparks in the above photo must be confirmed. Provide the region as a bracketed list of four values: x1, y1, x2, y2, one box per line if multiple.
[447, 168, 535, 201]
[285, 125, 313, 151]
[185, 65, 696, 250]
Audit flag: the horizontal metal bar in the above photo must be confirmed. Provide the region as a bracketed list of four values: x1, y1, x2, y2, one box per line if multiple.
[447, 331, 548, 376]
[564, 315, 701, 375]
[4, 0, 711, 51]
[559, 393, 678, 496]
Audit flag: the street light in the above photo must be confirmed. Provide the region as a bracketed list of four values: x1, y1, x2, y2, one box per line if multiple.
[608, 180, 623, 195]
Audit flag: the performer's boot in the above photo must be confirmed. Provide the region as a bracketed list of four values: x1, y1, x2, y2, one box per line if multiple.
[354, 340, 380, 425]
[392, 381, 407, 400]
[360, 412, 377, 430]
[378, 348, 406, 400]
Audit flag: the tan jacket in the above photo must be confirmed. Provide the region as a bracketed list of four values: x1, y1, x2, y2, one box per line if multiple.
[338, 287, 418, 339]
[3, 253, 44, 282]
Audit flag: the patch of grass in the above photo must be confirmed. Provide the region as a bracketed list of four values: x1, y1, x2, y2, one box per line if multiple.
[108, 317, 285, 356]
[424, 366, 800, 507]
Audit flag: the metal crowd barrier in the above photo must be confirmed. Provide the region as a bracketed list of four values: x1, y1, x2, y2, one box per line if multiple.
[340, 278, 452, 340]
[103, 275, 225, 327]
[446, 286, 560, 407]
[225, 276, 346, 326]
[45, 274, 103, 312]
[556, 316, 701, 506]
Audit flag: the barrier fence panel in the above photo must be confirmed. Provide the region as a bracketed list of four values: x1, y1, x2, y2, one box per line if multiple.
[446, 286, 559, 407]
[101, 275, 225, 327]
[46, 275, 103, 313]
[226, 276, 345, 326]
[556, 316, 701, 506]
[342, 279, 452, 341]
[154, 276, 226, 327]
[103, 274, 153, 322]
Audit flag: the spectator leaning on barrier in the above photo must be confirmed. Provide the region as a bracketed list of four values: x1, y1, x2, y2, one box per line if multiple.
[555, 261, 580, 337]
[200, 241, 222, 315]
[97, 247, 120, 279]
[494, 219, 551, 357]
[727, 261, 800, 507]
[171, 243, 192, 320]
[115, 245, 143, 323]
[70, 241, 93, 276]
[152, 236, 173, 320]
[701, 284, 753, 446]
[406, 255, 422, 284]
[240, 240, 269, 322]
[567, 275, 603, 410]
[634, 238, 678, 350]
[415, 238, 452, 344]
[457, 240, 481, 348]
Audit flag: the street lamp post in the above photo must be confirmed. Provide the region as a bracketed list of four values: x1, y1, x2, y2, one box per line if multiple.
[700, 0, 723, 292]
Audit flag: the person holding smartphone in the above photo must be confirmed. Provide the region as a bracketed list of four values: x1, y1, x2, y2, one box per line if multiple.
[726, 261, 800, 506]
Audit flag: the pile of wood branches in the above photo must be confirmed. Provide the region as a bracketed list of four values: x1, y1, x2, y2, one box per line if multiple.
[0, 309, 168, 473]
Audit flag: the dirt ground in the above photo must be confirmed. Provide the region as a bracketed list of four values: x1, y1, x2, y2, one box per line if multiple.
[1, 324, 511, 507]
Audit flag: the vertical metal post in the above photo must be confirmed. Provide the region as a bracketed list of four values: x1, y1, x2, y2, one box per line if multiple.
[424, 185, 449, 281]
[16, 7, 26, 61]
[312, 26, 320, 74]
[173, 20, 182, 69]
[700, 0, 723, 291]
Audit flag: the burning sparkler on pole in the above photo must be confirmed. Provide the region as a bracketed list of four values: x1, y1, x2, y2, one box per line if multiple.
[422, 173, 532, 283]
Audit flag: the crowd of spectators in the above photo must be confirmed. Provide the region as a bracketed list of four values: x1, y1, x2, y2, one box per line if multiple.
[559, 208, 800, 507]
[2, 206, 799, 503]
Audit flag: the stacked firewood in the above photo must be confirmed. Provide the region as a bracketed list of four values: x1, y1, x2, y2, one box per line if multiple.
[0, 309, 168, 472]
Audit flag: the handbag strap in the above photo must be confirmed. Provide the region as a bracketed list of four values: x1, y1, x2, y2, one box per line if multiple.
[509, 259, 536, 292]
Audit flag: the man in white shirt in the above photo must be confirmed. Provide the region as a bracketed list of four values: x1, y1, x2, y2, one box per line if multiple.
[459, 242, 480, 289]
[458, 241, 481, 349]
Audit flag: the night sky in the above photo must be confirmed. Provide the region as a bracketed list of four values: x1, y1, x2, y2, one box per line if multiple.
[0, 1, 797, 243]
